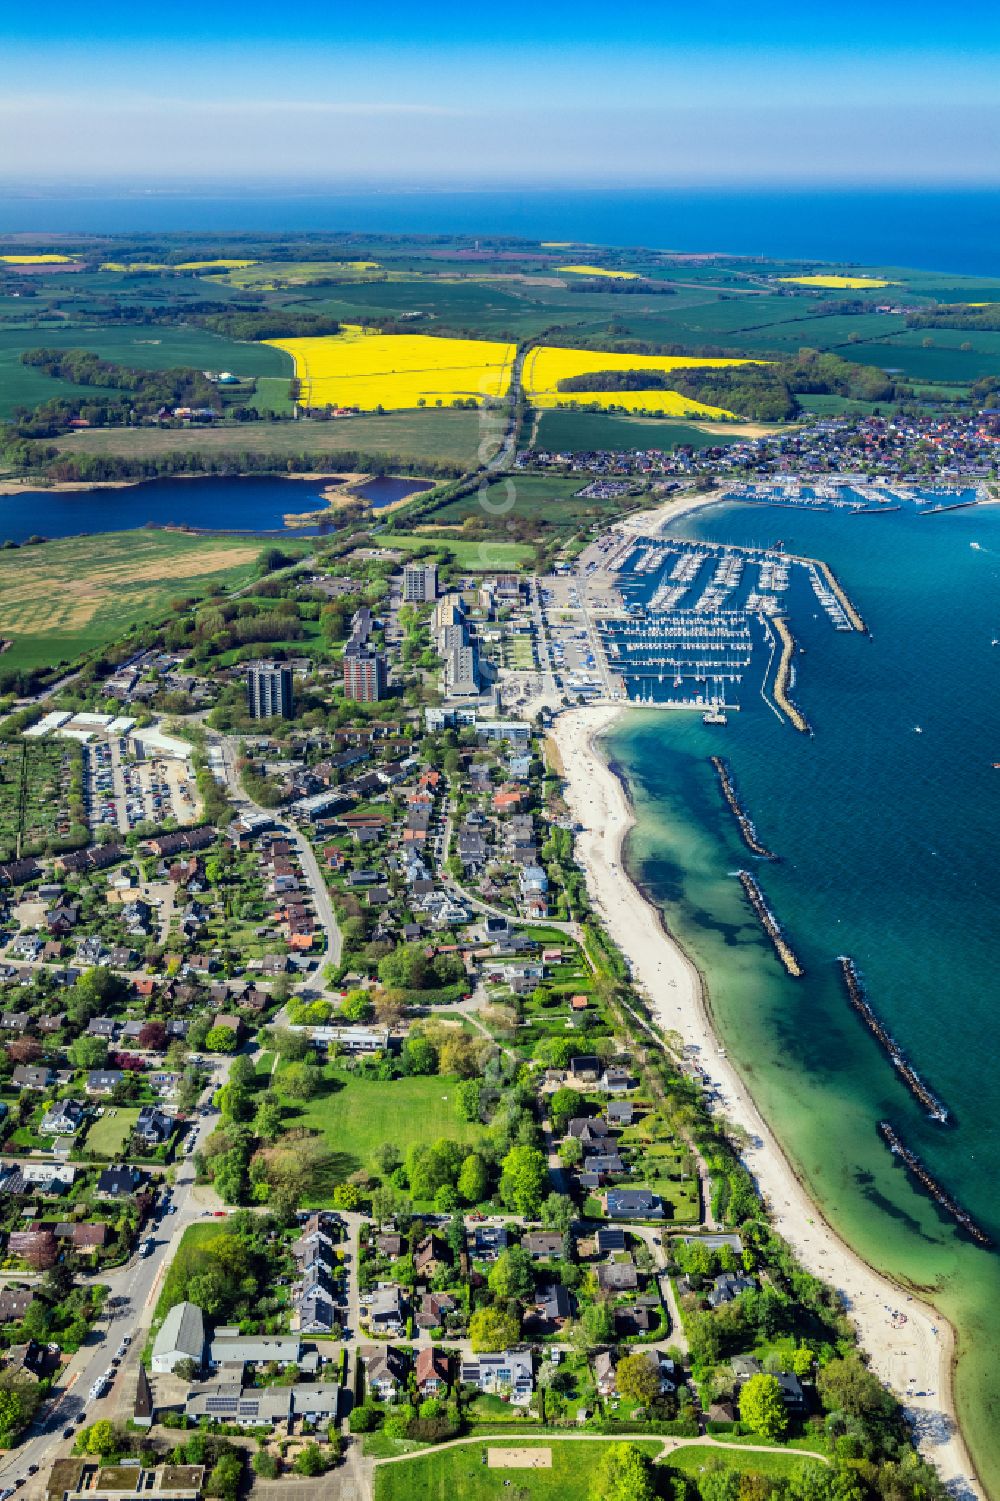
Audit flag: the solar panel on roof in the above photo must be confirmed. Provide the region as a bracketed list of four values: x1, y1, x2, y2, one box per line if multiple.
[237, 1401, 260, 1416]
[205, 1396, 239, 1413]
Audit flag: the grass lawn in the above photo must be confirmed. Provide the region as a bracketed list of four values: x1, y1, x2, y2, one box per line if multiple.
[152, 1221, 233, 1325]
[83, 1107, 138, 1156]
[663, 1443, 822, 1481]
[382, 531, 534, 570]
[374, 1439, 665, 1501]
[273, 1067, 486, 1183]
[0, 529, 269, 672]
[50, 410, 484, 469]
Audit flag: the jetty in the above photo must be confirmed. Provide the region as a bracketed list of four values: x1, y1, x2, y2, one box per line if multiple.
[710, 757, 778, 860]
[878, 1122, 992, 1247]
[838, 958, 950, 1123]
[736, 870, 803, 977]
[771, 617, 811, 734]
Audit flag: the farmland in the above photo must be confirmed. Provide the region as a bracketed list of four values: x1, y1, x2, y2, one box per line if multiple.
[559, 264, 641, 279]
[0, 529, 267, 672]
[533, 408, 755, 452]
[777, 274, 893, 289]
[523, 345, 762, 418]
[49, 410, 485, 468]
[266, 326, 516, 411]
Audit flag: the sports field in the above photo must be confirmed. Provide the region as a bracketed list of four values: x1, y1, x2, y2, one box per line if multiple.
[266, 326, 516, 411]
[384, 532, 534, 569]
[0, 530, 265, 671]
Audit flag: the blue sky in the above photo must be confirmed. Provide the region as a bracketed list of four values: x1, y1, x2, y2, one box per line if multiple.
[3, 0, 1000, 184]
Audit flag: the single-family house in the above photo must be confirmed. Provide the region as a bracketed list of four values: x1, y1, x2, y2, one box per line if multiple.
[415, 1347, 450, 1396]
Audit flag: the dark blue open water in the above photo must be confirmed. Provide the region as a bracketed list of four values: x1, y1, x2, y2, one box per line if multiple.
[0, 473, 432, 544]
[607, 499, 1000, 1489]
[2, 187, 999, 276]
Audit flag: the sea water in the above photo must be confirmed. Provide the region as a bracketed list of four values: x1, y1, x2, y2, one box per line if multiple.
[606, 500, 1000, 1491]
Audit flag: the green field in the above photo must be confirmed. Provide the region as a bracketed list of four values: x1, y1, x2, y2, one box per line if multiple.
[0, 528, 274, 672]
[383, 531, 534, 569]
[0, 324, 291, 420]
[663, 1444, 822, 1481]
[83, 1108, 139, 1156]
[374, 1439, 666, 1501]
[534, 409, 753, 453]
[274, 1066, 487, 1182]
[48, 410, 484, 469]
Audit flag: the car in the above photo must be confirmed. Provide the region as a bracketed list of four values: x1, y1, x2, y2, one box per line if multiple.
[63, 1426, 74, 1439]
[27, 1467, 38, 1477]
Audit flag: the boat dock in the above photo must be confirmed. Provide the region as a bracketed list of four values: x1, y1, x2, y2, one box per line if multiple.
[878, 1122, 991, 1247]
[737, 869, 803, 977]
[711, 756, 778, 860]
[839, 958, 950, 1123]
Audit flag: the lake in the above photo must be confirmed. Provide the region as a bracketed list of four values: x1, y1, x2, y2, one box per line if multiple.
[0, 473, 433, 545]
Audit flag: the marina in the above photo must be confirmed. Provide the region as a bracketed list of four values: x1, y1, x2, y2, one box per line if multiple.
[736, 869, 804, 977]
[586, 531, 868, 718]
[724, 479, 986, 517]
[839, 958, 951, 1124]
[878, 1123, 992, 1248]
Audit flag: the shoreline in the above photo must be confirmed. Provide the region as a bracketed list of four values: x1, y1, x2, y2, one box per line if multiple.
[549, 701, 980, 1498]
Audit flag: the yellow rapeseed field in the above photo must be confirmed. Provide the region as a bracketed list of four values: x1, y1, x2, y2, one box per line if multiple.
[176, 259, 258, 271]
[523, 345, 764, 420]
[559, 264, 640, 280]
[0, 254, 76, 264]
[265, 325, 515, 411]
[778, 274, 893, 289]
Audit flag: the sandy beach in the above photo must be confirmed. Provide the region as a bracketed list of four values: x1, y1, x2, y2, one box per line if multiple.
[549, 702, 979, 1498]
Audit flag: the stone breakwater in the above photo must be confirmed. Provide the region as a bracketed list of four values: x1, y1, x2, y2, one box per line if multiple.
[839, 957, 950, 1124]
[710, 756, 778, 860]
[878, 1122, 992, 1248]
[736, 869, 804, 977]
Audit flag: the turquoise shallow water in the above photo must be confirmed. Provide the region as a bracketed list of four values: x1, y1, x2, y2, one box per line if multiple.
[606, 500, 1000, 1493]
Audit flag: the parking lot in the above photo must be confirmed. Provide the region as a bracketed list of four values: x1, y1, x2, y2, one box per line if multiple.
[86, 737, 199, 835]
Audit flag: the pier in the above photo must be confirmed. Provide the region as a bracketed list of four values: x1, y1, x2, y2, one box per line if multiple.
[839, 958, 950, 1123]
[711, 757, 778, 860]
[878, 1122, 992, 1247]
[737, 869, 803, 977]
[771, 617, 811, 734]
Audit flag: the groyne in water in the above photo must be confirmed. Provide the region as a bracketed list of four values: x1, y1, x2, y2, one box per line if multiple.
[771, 617, 812, 734]
[710, 757, 778, 860]
[878, 1122, 992, 1247]
[736, 870, 803, 977]
[839, 958, 950, 1124]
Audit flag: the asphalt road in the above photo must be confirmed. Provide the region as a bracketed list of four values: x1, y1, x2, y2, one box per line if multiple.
[0, 1060, 232, 1499]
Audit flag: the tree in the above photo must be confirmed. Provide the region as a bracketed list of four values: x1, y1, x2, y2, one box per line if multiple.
[699, 1467, 741, 1501]
[816, 1354, 897, 1432]
[205, 1025, 239, 1054]
[0, 1376, 41, 1446]
[138, 1021, 167, 1051]
[253, 1097, 284, 1142]
[615, 1353, 660, 1407]
[499, 1144, 548, 1217]
[341, 989, 373, 1023]
[739, 1373, 788, 1440]
[271, 1026, 310, 1062]
[548, 1086, 580, 1134]
[540, 1192, 574, 1232]
[401, 1035, 437, 1076]
[67, 1034, 109, 1069]
[333, 1182, 364, 1211]
[293, 1442, 327, 1476]
[469, 1305, 521, 1352]
[457, 1152, 489, 1205]
[281, 1061, 320, 1099]
[589, 1442, 655, 1501]
[488, 1246, 535, 1302]
[456, 1078, 482, 1122]
[80, 1419, 119, 1457]
[252, 1452, 279, 1479]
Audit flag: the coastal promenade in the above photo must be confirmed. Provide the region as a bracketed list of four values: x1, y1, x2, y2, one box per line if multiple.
[548, 701, 981, 1500]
